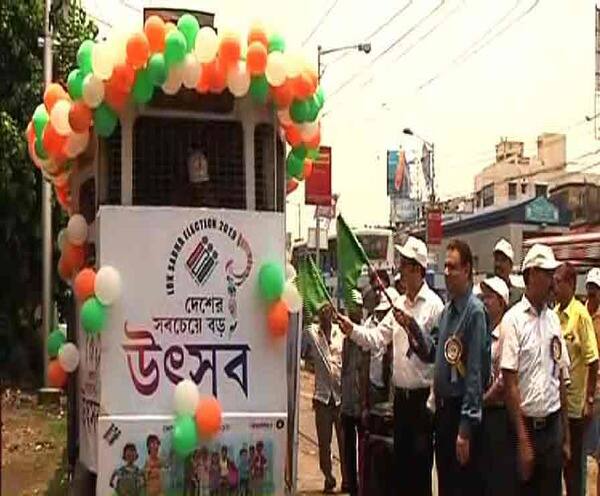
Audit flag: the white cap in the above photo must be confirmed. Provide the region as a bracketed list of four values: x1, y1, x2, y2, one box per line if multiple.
[395, 236, 428, 269]
[374, 287, 401, 312]
[586, 268, 600, 289]
[480, 276, 510, 306]
[521, 243, 561, 272]
[494, 238, 514, 262]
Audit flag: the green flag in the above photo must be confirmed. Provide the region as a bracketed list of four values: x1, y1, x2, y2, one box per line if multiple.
[296, 254, 330, 317]
[337, 215, 370, 310]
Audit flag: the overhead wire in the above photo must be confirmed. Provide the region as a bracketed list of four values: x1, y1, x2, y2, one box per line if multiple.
[302, 0, 341, 47]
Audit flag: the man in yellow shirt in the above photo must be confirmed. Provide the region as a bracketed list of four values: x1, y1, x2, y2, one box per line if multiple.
[554, 262, 599, 496]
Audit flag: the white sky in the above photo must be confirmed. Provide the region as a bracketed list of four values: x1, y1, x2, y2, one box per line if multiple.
[83, 0, 599, 238]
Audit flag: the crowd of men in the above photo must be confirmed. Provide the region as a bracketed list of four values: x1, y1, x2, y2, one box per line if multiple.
[303, 236, 600, 496]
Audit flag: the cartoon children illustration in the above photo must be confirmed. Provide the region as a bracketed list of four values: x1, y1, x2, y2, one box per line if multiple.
[110, 443, 145, 496]
[238, 447, 250, 496]
[219, 446, 230, 495]
[251, 441, 268, 496]
[144, 434, 165, 496]
[209, 451, 221, 496]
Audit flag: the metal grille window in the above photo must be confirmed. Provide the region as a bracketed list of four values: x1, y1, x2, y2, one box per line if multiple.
[482, 184, 494, 207]
[133, 117, 245, 208]
[254, 123, 284, 212]
[104, 124, 122, 205]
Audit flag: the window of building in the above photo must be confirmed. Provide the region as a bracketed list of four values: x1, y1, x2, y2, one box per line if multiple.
[475, 191, 482, 208]
[521, 182, 528, 195]
[132, 117, 245, 208]
[535, 184, 548, 197]
[103, 123, 121, 205]
[482, 184, 494, 207]
[508, 182, 517, 200]
[254, 123, 285, 212]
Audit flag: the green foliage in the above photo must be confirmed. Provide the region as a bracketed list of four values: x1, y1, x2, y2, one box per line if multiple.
[0, 0, 97, 385]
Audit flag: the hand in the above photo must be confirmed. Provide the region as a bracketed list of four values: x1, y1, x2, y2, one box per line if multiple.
[563, 437, 571, 463]
[456, 433, 470, 466]
[337, 313, 354, 335]
[583, 400, 594, 424]
[392, 308, 409, 327]
[517, 439, 534, 481]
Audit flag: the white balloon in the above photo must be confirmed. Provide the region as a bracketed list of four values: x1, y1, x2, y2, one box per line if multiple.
[195, 27, 218, 63]
[173, 379, 199, 416]
[284, 51, 302, 79]
[65, 131, 90, 158]
[162, 63, 184, 95]
[67, 214, 88, 245]
[300, 121, 319, 141]
[182, 53, 201, 89]
[285, 262, 297, 281]
[82, 74, 104, 108]
[57, 228, 67, 252]
[58, 343, 80, 373]
[108, 30, 128, 66]
[50, 100, 72, 136]
[227, 62, 250, 97]
[265, 52, 286, 87]
[92, 41, 114, 80]
[282, 280, 303, 313]
[94, 265, 122, 305]
[277, 108, 292, 126]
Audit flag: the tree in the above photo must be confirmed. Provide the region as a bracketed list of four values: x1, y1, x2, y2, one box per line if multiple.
[0, 0, 97, 385]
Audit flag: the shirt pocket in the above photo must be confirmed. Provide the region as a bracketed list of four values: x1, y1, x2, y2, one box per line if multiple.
[563, 328, 580, 359]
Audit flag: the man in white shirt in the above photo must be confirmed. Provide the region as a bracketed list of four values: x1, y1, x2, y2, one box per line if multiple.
[338, 236, 444, 496]
[493, 238, 523, 307]
[501, 244, 571, 496]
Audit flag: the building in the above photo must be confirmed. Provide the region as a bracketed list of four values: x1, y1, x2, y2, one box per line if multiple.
[549, 172, 600, 231]
[474, 133, 566, 209]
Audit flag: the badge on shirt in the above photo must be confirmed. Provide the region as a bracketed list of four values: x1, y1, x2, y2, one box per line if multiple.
[444, 335, 466, 380]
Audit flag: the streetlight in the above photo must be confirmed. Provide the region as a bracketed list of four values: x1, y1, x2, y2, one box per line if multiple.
[403, 128, 436, 205]
[317, 42, 371, 82]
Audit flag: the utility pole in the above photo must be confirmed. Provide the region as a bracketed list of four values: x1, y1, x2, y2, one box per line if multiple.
[42, 0, 53, 387]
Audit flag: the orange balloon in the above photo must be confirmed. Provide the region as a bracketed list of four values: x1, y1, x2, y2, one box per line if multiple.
[267, 300, 289, 337]
[195, 395, 222, 438]
[68, 102, 92, 133]
[286, 179, 299, 194]
[291, 72, 313, 100]
[104, 80, 129, 113]
[55, 185, 71, 212]
[42, 124, 67, 157]
[73, 267, 96, 302]
[48, 359, 68, 388]
[303, 159, 314, 180]
[196, 63, 211, 93]
[306, 128, 321, 149]
[111, 63, 136, 93]
[218, 34, 241, 69]
[144, 15, 166, 53]
[52, 149, 69, 167]
[62, 242, 86, 273]
[271, 81, 294, 108]
[26, 121, 35, 144]
[53, 171, 70, 189]
[58, 255, 72, 281]
[126, 32, 150, 69]
[246, 42, 267, 76]
[285, 125, 302, 148]
[44, 83, 68, 112]
[248, 24, 269, 48]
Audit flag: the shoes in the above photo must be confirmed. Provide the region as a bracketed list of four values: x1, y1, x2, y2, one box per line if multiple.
[323, 475, 336, 493]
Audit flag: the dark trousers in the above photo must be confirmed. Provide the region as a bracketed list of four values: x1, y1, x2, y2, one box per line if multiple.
[394, 387, 433, 496]
[314, 399, 346, 484]
[564, 417, 586, 496]
[520, 411, 563, 496]
[342, 414, 364, 495]
[435, 397, 482, 496]
[482, 406, 518, 496]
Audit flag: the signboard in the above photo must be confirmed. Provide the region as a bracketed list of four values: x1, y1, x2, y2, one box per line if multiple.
[96, 414, 287, 495]
[305, 146, 332, 206]
[525, 196, 559, 224]
[387, 149, 411, 198]
[307, 227, 328, 249]
[390, 197, 417, 224]
[427, 208, 443, 246]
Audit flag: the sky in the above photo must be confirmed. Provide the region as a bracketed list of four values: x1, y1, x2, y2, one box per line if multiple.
[82, 0, 599, 238]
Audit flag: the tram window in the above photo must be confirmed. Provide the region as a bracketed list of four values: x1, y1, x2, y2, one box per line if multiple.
[104, 123, 121, 205]
[133, 117, 245, 209]
[254, 123, 285, 212]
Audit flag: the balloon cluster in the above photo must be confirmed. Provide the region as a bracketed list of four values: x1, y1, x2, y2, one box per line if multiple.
[171, 379, 223, 458]
[257, 261, 302, 337]
[76, 265, 122, 335]
[47, 327, 80, 388]
[25, 16, 325, 207]
[57, 214, 88, 282]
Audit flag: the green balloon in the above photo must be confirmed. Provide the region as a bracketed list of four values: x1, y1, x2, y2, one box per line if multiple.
[132, 69, 154, 103]
[47, 329, 66, 358]
[315, 86, 325, 108]
[177, 14, 199, 52]
[249, 76, 269, 104]
[32, 104, 49, 140]
[290, 99, 309, 123]
[34, 138, 48, 160]
[172, 416, 198, 458]
[268, 33, 286, 53]
[81, 297, 107, 335]
[77, 39, 95, 75]
[67, 69, 84, 100]
[286, 153, 304, 180]
[258, 262, 285, 301]
[165, 31, 187, 67]
[94, 104, 118, 137]
[306, 97, 320, 122]
[147, 54, 167, 87]
[291, 145, 307, 161]
[307, 148, 320, 160]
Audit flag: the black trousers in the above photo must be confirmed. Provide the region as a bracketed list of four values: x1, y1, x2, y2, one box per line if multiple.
[435, 397, 482, 496]
[482, 406, 518, 496]
[394, 387, 433, 496]
[520, 411, 563, 496]
[341, 414, 364, 495]
[564, 417, 585, 496]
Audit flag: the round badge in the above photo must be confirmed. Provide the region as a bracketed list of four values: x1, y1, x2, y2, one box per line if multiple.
[551, 336, 562, 362]
[444, 336, 463, 365]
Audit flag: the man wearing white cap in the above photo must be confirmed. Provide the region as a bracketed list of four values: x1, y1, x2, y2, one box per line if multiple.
[338, 236, 444, 496]
[501, 244, 571, 496]
[493, 238, 523, 307]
